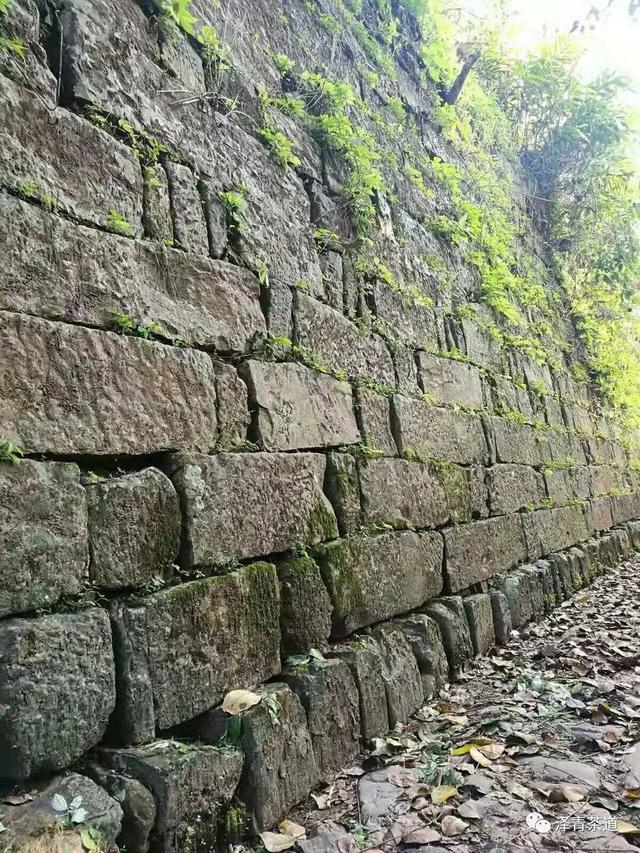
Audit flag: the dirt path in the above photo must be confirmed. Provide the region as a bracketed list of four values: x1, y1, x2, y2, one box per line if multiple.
[263, 555, 640, 853]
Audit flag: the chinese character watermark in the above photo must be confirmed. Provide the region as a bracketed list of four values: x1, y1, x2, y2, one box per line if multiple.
[526, 812, 618, 834]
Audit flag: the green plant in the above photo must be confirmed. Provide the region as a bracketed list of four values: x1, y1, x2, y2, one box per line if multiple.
[219, 186, 247, 236]
[270, 52, 294, 75]
[160, 0, 197, 35]
[258, 127, 301, 169]
[106, 209, 133, 237]
[0, 440, 23, 464]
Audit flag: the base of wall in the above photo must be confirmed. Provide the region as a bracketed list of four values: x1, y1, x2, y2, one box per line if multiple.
[3, 521, 639, 852]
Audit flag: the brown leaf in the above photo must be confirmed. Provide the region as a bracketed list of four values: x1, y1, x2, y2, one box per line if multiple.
[441, 815, 468, 836]
[547, 783, 584, 803]
[405, 827, 442, 844]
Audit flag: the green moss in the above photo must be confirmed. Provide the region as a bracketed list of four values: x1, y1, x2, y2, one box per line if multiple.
[315, 539, 365, 619]
[307, 499, 339, 542]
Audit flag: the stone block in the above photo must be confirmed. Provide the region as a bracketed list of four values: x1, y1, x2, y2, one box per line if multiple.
[489, 590, 512, 645]
[393, 396, 489, 465]
[283, 659, 360, 780]
[0, 0, 57, 102]
[519, 565, 545, 619]
[611, 493, 640, 525]
[495, 571, 535, 628]
[444, 515, 527, 592]
[590, 465, 622, 497]
[0, 773, 123, 848]
[417, 352, 484, 408]
[170, 452, 337, 567]
[142, 163, 173, 243]
[314, 530, 443, 638]
[200, 178, 228, 258]
[164, 161, 209, 254]
[493, 375, 534, 420]
[460, 312, 503, 370]
[318, 250, 344, 310]
[295, 292, 395, 385]
[589, 496, 614, 533]
[463, 594, 495, 655]
[372, 624, 424, 726]
[100, 741, 242, 852]
[369, 281, 441, 348]
[522, 505, 589, 560]
[213, 360, 250, 450]
[424, 599, 473, 677]
[109, 563, 280, 742]
[394, 614, 450, 699]
[489, 417, 552, 466]
[627, 520, 640, 549]
[239, 684, 320, 831]
[0, 74, 142, 232]
[544, 466, 591, 505]
[0, 312, 218, 456]
[0, 610, 115, 781]
[87, 468, 180, 590]
[391, 341, 422, 395]
[332, 637, 389, 741]
[487, 464, 546, 515]
[277, 553, 332, 655]
[0, 460, 87, 617]
[469, 465, 490, 518]
[0, 192, 265, 351]
[355, 387, 397, 456]
[242, 360, 360, 451]
[324, 452, 362, 536]
[358, 457, 470, 531]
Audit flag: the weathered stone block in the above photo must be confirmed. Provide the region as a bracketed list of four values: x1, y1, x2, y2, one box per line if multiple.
[0, 74, 142, 232]
[332, 637, 389, 740]
[355, 387, 397, 456]
[417, 352, 484, 408]
[142, 163, 173, 243]
[200, 178, 228, 258]
[277, 553, 332, 655]
[314, 530, 443, 638]
[489, 590, 512, 645]
[0, 312, 218, 456]
[463, 594, 495, 655]
[496, 571, 535, 628]
[0, 610, 115, 781]
[489, 417, 551, 466]
[393, 396, 489, 465]
[424, 599, 473, 677]
[239, 683, 320, 830]
[283, 659, 360, 779]
[469, 464, 490, 518]
[394, 614, 449, 699]
[358, 457, 470, 531]
[0, 192, 265, 351]
[164, 161, 209, 254]
[295, 292, 395, 385]
[243, 360, 360, 451]
[318, 250, 345, 310]
[170, 452, 337, 567]
[372, 624, 424, 726]
[109, 564, 280, 742]
[627, 520, 640, 549]
[324, 452, 362, 536]
[547, 553, 573, 600]
[611, 493, 640, 525]
[0, 460, 87, 617]
[0, 773, 123, 847]
[522, 505, 589, 560]
[544, 466, 591, 505]
[0, 0, 57, 102]
[444, 515, 527, 592]
[87, 468, 179, 590]
[213, 360, 250, 450]
[590, 464, 622, 497]
[487, 464, 546, 515]
[100, 741, 242, 852]
[589, 496, 614, 533]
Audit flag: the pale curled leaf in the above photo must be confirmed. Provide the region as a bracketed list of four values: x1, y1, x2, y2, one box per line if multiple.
[260, 830, 298, 851]
[222, 689, 261, 715]
[441, 814, 468, 836]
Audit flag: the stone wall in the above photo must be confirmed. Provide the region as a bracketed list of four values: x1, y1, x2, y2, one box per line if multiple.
[2, 0, 640, 849]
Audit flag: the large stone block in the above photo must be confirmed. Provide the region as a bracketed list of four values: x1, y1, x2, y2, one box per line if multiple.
[489, 590, 512, 645]
[395, 614, 450, 699]
[355, 387, 397, 456]
[370, 282, 442, 348]
[495, 571, 535, 628]
[239, 684, 320, 830]
[444, 515, 527, 592]
[588, 496, 614, 533]
[100, 741, 242, 852]
[164, 160, 209, 254]
[0, 610, 115, 781]
[424, 599, 473, 677]
[332, 638, 389, 741]
[277, 553, 333, 655]
[611, 493, 640, 524]
[109, 564, 280, 742]
[295, 293, 395, 386]
[393, 396, 489, 465]
[487, 464, 546, 515]
[213, 360, 251, 450]
[544, 466, 591, 505]
[522, 505, 590, 560]
[0, 192, 265, 351]
[170, 452, 337, 567]
[87, 468, 180, 590]
[314, 530, 444, 638]
[324, 452, 362, 536]
[0, 0, 57, 102]
[489, 417, 552, 466]
[283, 659, 360, 780]
[242, 360, 360, 451]
[372, 624, 424, 726]
[463, 594, 495, 655]
[0, 460, 88, 617]
[358, 457, 470, 531]
[0, 74, 142, 232]
[0, 312, 218, 456]
[416, 352, 484, 408]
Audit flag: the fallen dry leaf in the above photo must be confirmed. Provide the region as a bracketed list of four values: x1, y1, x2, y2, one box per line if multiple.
[441, 815, 468, 836]
[470, 746, 493, 767]
[260, 830, 298, 851]
[221, 689, 261, 715]
[431, 785, 458, 805]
